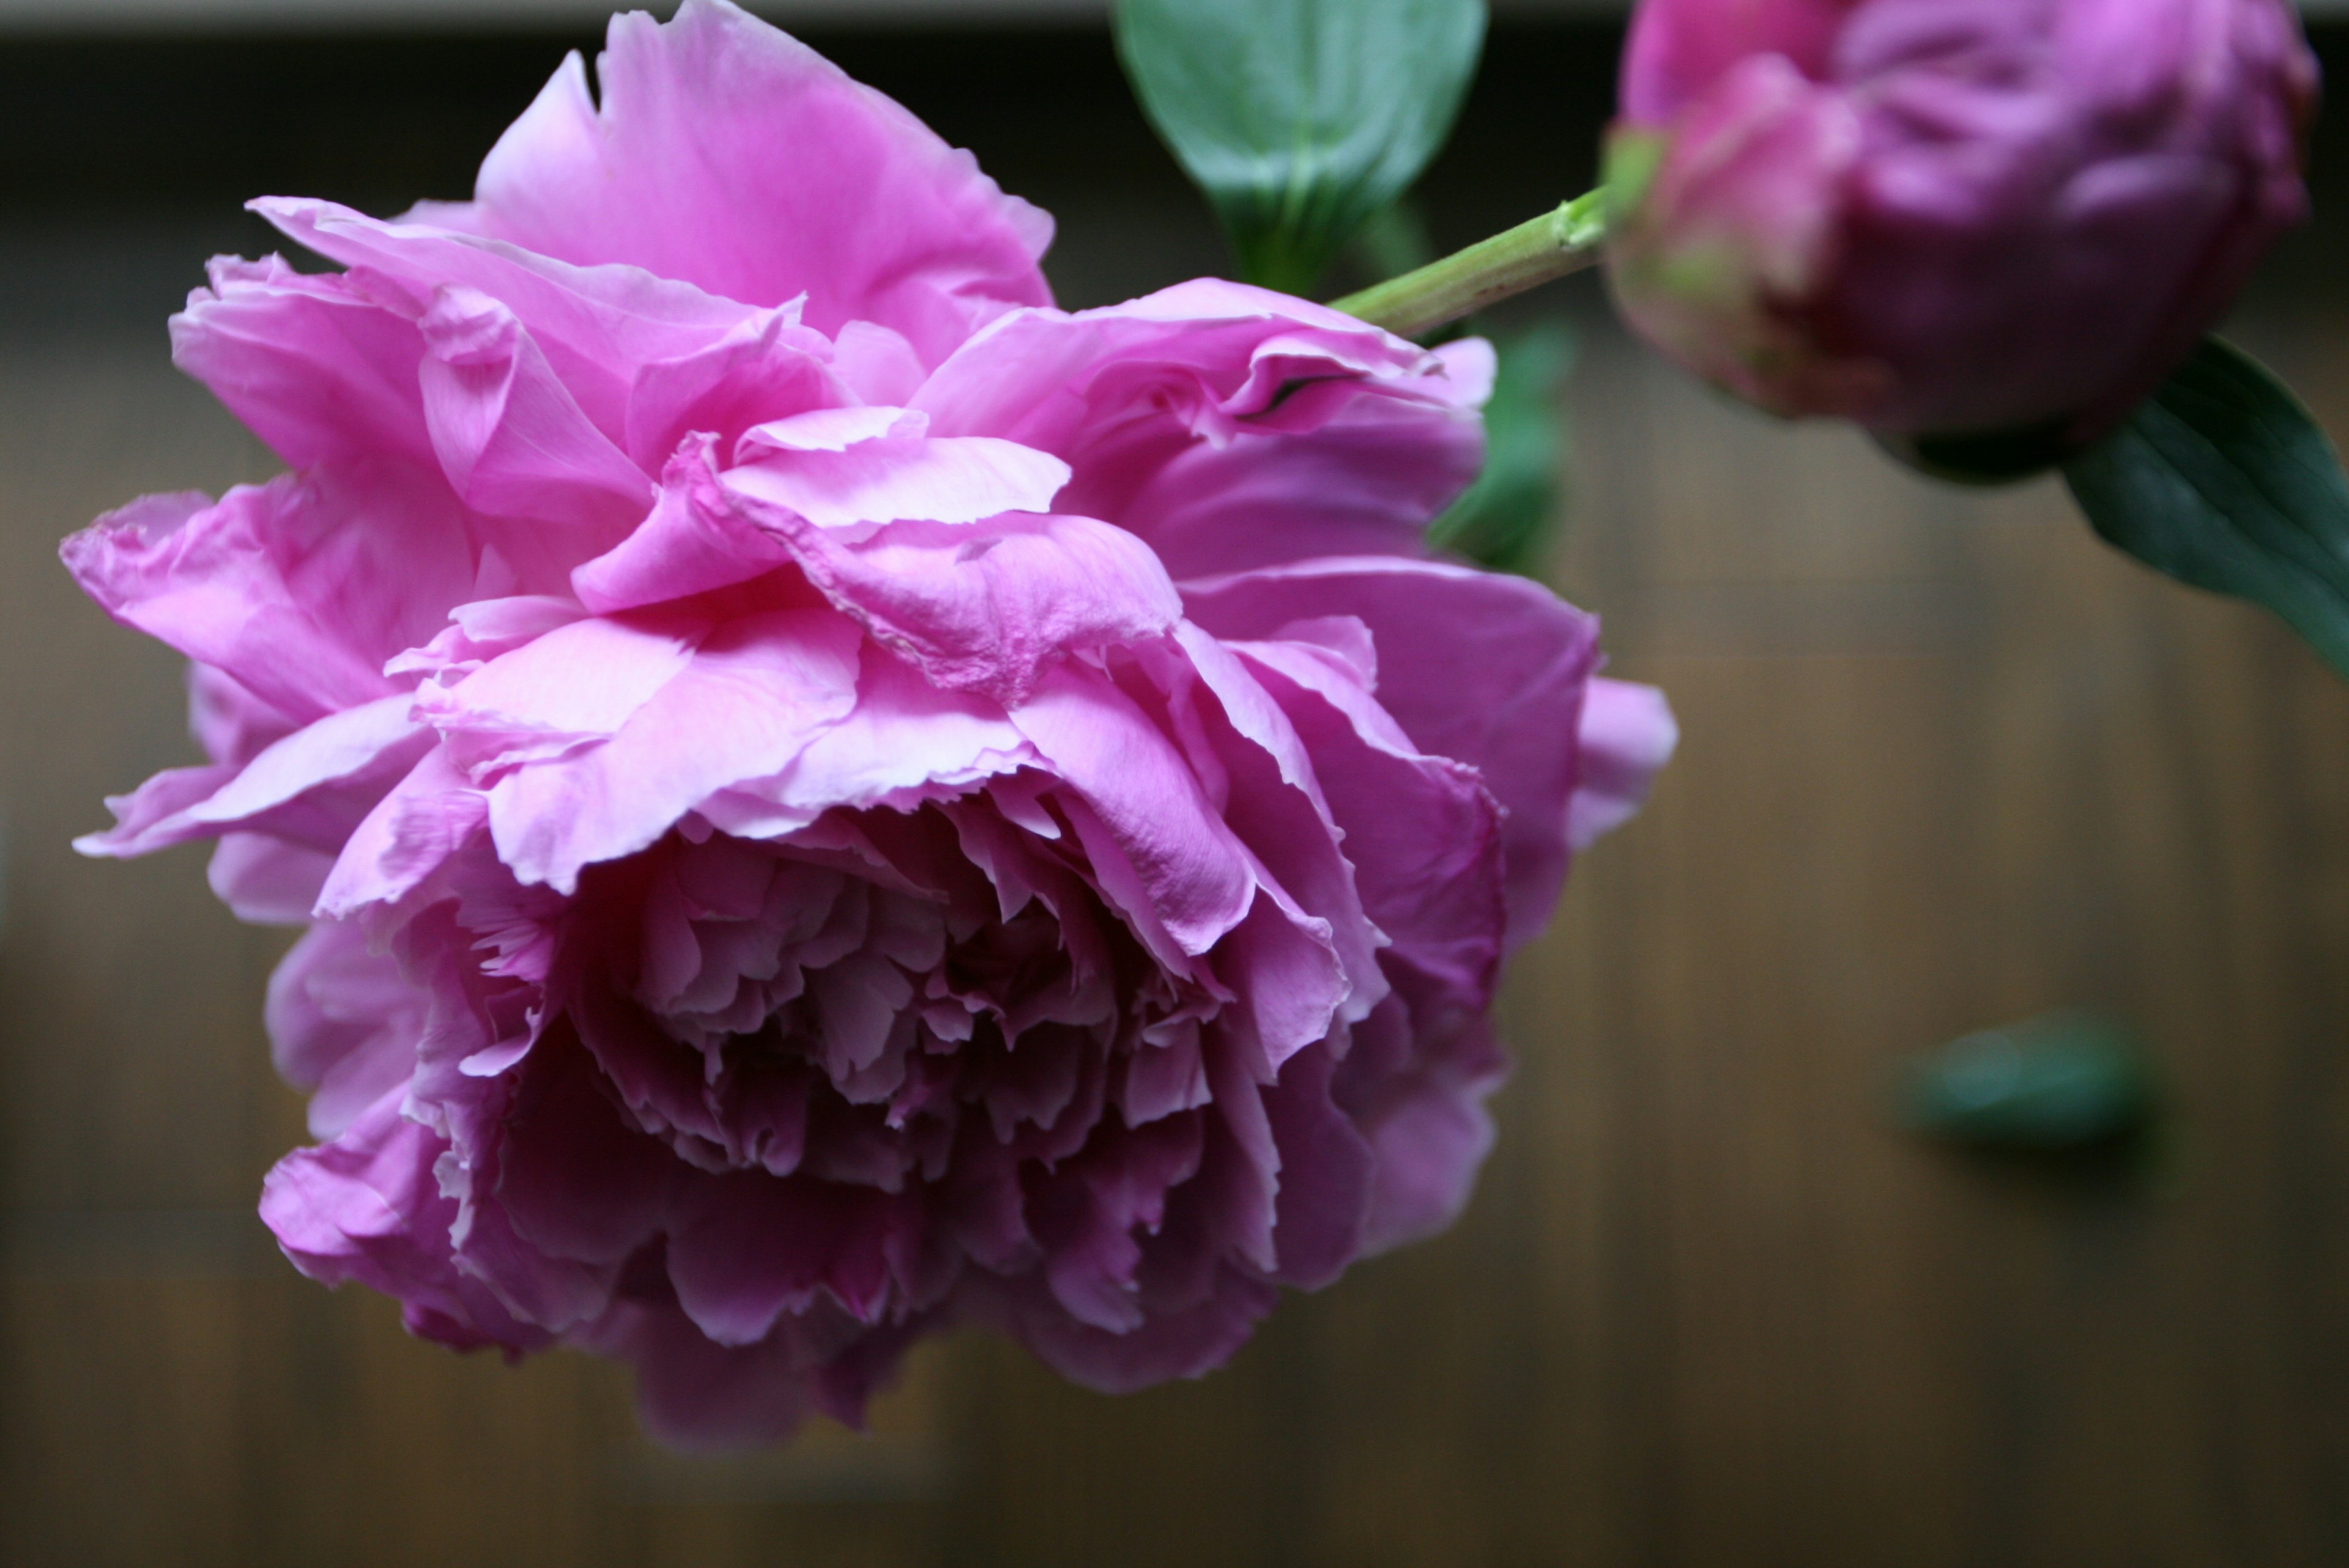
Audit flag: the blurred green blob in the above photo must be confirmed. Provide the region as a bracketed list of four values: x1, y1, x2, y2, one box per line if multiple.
[1427, 322, 1576, 575]
[1112, 0, 1485, 297]
[1900, 1011, 2158, 1152]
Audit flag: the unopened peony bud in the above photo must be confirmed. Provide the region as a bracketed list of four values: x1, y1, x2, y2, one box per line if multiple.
[1605, 0, 2318, 465]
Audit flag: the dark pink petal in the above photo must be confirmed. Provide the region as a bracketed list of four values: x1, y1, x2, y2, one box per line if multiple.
[1184, 558, 1603, 947]
[497, 1038, 681, 1267]
[1256, 1042, 1373, 1290]
[666, 1170, 922, 1344]
[1353, 1054, 1498, 1255]
[1004, 1268, 1278, 1395]
[1621, 0, 1857, 123]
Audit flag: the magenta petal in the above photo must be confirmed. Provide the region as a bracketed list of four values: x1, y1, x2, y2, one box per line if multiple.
[1354, 1068, 1497, 1255]
[439, 0, 1052, 361]
[261, 1093, 550, 1355]
[497, 1040, 680, 1266]
[1186, 558, 1601, 948]
[1009, 1269, 1278, 1395]
[666, 1170, 919, 1345]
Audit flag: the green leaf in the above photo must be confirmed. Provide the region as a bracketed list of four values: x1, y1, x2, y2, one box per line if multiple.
[2063, 337, 2349, 679]
[1901, 1011, 2156, 1153]
[1113, 0, 1486, 297]
[1427, 322, 1575, 575]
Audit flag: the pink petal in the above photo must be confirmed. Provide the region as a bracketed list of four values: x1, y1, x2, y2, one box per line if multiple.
[432, 0, 1053, 363]
[62, 463, 477, 723]
[697, 643, 1034, 839]
[417, 285, 656, 534]
[265, 922, 426, 1139]
[1008, 659, 1255, 961]
[571, 440, 797, 613]
[1185, 558, 1601, 949]
[171, 254, 436, 470]
[723, 425, 1069, 530]
[417, 611, 705, 780]
[254, 195, 760, 439]
[746, 498, 1184, 708]
[1569, 676, 1680, 851]
[486, 608, 863, 892]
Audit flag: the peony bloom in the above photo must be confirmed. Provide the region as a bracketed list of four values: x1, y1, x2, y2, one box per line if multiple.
[1605, 0, 2318, 452]
[65, 0, 1673, 1446]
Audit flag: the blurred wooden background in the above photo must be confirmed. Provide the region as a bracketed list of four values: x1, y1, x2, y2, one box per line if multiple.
[7, 17, 2349, 1567]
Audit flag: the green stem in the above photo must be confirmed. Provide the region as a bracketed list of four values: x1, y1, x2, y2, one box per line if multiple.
[1332, 189, 1608, 338]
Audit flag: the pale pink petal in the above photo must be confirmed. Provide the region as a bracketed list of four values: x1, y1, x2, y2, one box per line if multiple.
[1569, 677, 1680, 851]
[171, 254, 436, 470]
[62, 464, 477, 723]
[723, 429, 1068, 531]
[486, 608, 863, 892]
[417, 612, 705, 780]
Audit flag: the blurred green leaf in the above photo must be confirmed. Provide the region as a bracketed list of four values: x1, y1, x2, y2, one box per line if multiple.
[1113, 0, 1486, 296]
[2064, 337, 2349, 680]
[1901, 1011, 2156, 1152]
[1428, 322, 1575, 574]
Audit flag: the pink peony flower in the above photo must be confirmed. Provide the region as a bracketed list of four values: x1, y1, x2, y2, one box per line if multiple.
[64, 0, 1674, 1446]
[1606, 0, 2318, 449]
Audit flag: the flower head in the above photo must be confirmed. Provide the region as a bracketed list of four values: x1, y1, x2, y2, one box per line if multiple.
[65, 0, 1672, 1446]
[1606, 0, 2318, 449]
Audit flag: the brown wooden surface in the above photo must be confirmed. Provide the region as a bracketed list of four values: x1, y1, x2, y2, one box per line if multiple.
[7, 23, 2349, 1567]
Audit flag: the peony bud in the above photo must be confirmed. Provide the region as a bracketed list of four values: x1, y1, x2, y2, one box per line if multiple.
[1604, 0, 2319, 465]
